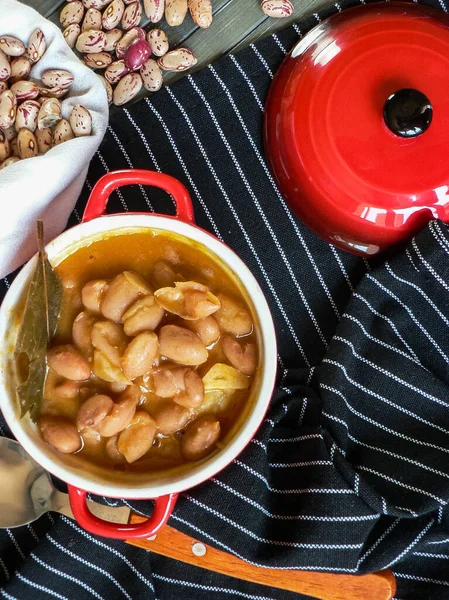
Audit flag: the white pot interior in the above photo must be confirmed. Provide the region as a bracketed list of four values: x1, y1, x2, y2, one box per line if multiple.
[0, 214, 277, 499]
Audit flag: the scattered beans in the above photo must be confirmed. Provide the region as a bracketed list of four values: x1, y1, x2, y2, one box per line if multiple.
[140, 58, 163, 92]
[27, 29, 47, 63]
[84, 50, 114, 68]
[63, 23, 81, 48]
[147, 28, 168, 56]
[15, 100, 40, 133]
[261, 0, 294, 18]
[165, 0, 188, 26]
[158, 48, 197, 72]
[41, 69, 74, 88]
[60, 0, 85, 27]
[76, 29, 107, 52]
[69, 104, 93, 136]
[112, 71, 142, 105]
[102, 0, 126, 30]
[82, 7, 103, 31]
[188, 0, 212, 28]
[0, 35, 26, 57]
[122, 1, 143, 29]
[115, 26, 145, 58]
[144, 0, 165, 22]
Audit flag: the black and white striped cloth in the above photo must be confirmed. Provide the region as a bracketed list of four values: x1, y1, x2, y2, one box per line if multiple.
[2, 1, 449, 598]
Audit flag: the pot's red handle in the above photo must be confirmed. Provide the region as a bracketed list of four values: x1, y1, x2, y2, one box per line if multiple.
[68, 485, 179, 540]
[82, 169, 194, 224]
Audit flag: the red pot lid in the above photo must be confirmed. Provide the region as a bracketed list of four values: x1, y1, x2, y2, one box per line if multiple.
[264, 2, 449, 256]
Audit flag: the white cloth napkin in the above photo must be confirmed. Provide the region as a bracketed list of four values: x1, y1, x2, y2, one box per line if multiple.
[0, 0, 109, 279]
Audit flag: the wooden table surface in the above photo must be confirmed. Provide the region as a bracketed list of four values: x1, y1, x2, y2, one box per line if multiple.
[23, 0, 330, 102]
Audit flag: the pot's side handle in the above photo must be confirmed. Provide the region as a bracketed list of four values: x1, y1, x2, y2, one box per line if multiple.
[68, 485, 178, 540]
[82, 169, 194, 224]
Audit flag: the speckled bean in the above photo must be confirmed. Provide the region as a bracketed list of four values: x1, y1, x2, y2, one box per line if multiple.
[124, 39, 151, 71]
[36, 127, 53, 154]
[147, 28, 169, 57]
[84, 51, 113, 68]
[104, 59, 129, 83]
[121, 1, 142, 30]
[0, 91, 17, 130]
[0, 82, 7, 94]
[143, 0, 165, 22]
[140, 58, 163, 92]
[10, 80, 39, 102]
[0, 49, 11, 82]
[158, 48, 197, 71]
[83, 0, 111, 8]
[53, 118, 75, 146]
[38, 85, 70, 99]
[104, 28, 123, 51]
[38, 98, 62, 130]
[82, 7, 102, 31]
[165, 0, 188, 26]
[60, 1, 85, 27]
[9, 56, 31, 84]
[15, 100, 40, 133]
[115, 26, 145, 58]
[112, 72, 142, 105]
[41, 69, 74, 89]
[188, 0, 212, 28]
[69, 104, 93, 137]
[17, 128, 38, 159]
[0, 156, 20, 169]
[3, 125, 16, 141]
[102, 0, 125, 30]
[0, 35, 26, 57]
[261, 0, 294, 17]
[28, 29, 46, 63]
[97, 74, 113, 103]
[0, 131, 10, 162]
[63, 23, 81, 48]
[76, 29, 107, 53]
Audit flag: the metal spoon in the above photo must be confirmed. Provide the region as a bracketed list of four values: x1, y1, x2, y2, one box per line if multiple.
[0, 437, 130, 529]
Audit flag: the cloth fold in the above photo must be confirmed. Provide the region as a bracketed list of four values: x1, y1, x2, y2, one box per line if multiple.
[0, 0, 108, 279]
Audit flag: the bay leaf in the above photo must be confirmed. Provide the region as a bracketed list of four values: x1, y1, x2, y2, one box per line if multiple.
[14, 222, 62, 420]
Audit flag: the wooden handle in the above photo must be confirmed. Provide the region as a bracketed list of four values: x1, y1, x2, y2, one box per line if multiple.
[126, 514, 396, 600]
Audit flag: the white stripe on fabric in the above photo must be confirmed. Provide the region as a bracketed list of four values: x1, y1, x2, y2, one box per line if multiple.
[163, 85, 309, 364]
[271, 33, 287, 54]
[187, 75, 329, 348]
[269, 433, 322, 443]
[367, 274, 449, 365]
[334, 336, 449, 409]
[15, 573, 68, 600]
[414, 552, 449, 559]
[414, 233, 449, 285]
[152, 573, 277, 600]
[322, 359, 449, 435]
[249, 44, 273, 77]
[31, 553, 104, 600]
[342, 313, 422, 366]
[0, 556, 9, 580]
[357, 519, 400, 567]
[385, 262, 449, 327]
[209, 63, 341, 321]
[211, 478, 376, 522]
[432, 221, 449, 253]
[393, 573, 449, 587]
[234, 458, 354, 494]
[46, 534, 132, 600]
[353, 293, 420, 362]
[107, 125, 153, 211]
[229, 55, 264, 111]
[321, 387, 449, 455]
[182, 494, 363, 549]
[385, 520, 434, 568]
[144, 97, 221, 239]
[269, 460, 333, 468]
[123, 108, 163, 173]
[171, 514, 358, 572]
[357, 466, 446, 504]
[60, 516, 155, 591]
[0, 591, 17, 599]
[6, 530, 25, 561]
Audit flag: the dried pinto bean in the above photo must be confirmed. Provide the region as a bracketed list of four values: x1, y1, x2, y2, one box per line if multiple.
[122, 1, 142, 30]
[84, 51, 113, 68]
[113, 72, 142, 105]
[147, 29, 169, 57]
[82, 7, 102, 31]
[102, 0, 126, 30]
[104, 28, 123, 51]
[0, 156, 19, 169]
[144, 0, 165, 22]
[0, 131, 10, 162]
[115, 26, 145, 58]
[60, 1, 85, 27]
[0, 91, 17, 130]
[27, 29, 46, 63]
[261, 0, 294, 17]
[140, 58, 163, 93]
[0, 50, 11, 82]
[69, 104, 93, 136]
[165, 0, 188, 26]
[0, 35, 26, 57]
[76, 29, 107, 53]
[9, 56, 31, 84]
[188, 0, 213, 28]
[17, 128, 38, 159]
[83, 0, 111, 8]
[104, 59, 128, 83]
[36, 127, 53, 154]
[38, 98, 62, 130]
[10, 80, 39, 102]
[158, 48, 197, 72]
[53, 118, 75, 146]
[41, 69, 74, 89]
[63, 23, 81, 48]
[15, 100, 40, 133]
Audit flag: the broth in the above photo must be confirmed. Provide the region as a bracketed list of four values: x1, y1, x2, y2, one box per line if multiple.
[39, 228, 260, 475]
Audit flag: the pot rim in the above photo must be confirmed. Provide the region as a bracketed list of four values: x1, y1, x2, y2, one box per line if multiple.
[0, 212, 277, 499]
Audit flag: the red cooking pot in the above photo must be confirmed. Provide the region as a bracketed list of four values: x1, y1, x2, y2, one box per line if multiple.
[0, 170, 277, 539]
[264, 2, 449, 256]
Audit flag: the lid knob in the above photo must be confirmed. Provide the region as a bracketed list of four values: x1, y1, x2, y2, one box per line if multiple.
[383, 88, 433, 138]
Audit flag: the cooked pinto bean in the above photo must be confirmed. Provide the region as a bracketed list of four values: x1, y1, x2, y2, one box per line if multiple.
[222, 336, 257, 376]
[153, 401, 191, 435]
[81, 279, 108, 314]
[181, 414, 220, 461]
[122, 294, 164, 336]
[91, 320, 127, 367]
[158, 325, 208, 366]
[121, 331, 158, 380]
[153, 367, 178, 397]
[184, 316, 220, 346]
[39, 415, 82, 454]
[48, 344, 91, 381]
[76, 394, 114, 429]
[105, 434, 125, 461]
[117, 410, 156, 463]
[72, 311, 96, 359]
[214, 294, 253, 337]
[96, 386, 140, 437]
[173, 368, 204, 408]
[101, 271, 152, 322]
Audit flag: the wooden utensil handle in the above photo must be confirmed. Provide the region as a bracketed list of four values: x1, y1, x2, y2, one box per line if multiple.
[126, 514, 396, 600]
